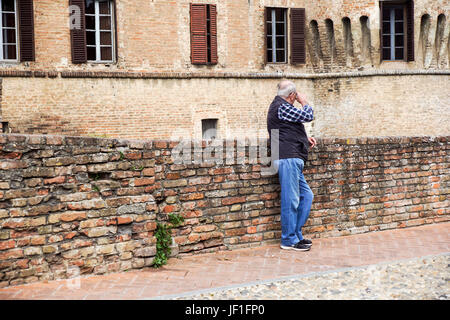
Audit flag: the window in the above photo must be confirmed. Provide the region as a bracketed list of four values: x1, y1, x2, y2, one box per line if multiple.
[85, 0, 115, 62]
[190, 3, 217, 65]
[266, 8, 287, 63]
[0, 0, 18, 61]
[380, 1, 414, 61]
[1, 121, 9, 133]
[70, 0, 116, 64]
[202, 119, 218, 140]
[265, 7, 305, 64]
[381, 4, 405, 60]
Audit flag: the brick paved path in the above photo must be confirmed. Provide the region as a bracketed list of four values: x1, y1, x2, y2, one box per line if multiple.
[0, 222, 449, 300]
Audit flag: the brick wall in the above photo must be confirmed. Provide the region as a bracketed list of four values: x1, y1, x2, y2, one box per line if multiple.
[0, 133, 448, 287]
[5, 0, 449, 72]
[1, 74, 449, 139]
[0, 0, 448, 139]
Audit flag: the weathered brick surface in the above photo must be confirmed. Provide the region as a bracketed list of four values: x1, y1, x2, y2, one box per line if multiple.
[0, 133, 449, 287]
[1, 0, 447, 72]
[0, 0, 448, 139]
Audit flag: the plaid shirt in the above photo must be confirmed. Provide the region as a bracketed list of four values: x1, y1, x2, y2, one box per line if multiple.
[278, 102, 314, 123]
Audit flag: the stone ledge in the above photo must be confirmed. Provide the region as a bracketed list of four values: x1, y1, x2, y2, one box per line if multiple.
[0, 69, 448, 80]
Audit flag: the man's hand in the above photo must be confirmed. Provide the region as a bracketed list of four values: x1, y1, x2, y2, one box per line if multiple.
[295, 92, 308, 107]
[308, 137, 317, 149]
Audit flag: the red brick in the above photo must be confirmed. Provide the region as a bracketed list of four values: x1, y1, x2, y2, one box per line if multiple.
[154, 141, 168, 149]
[163, 205, 177, 213]
[209, 167, 233, 175]
[222, 196, 246, 206]
[0, 151, 22, 159]
[259, 193, 278, 200]
[60, 211, 87, 222]
[179, 193, 204, 201]
[1, 220, 26, 229]
[134, 177, 155, 186]
[166, 172, 181, 180]
[142, 168, 155, 176]
[0, 240, 16, 251]
[0, 249, 24, 260]
[117, 217, 133, 225]
[124, 151, 142, 160]
[64, 232, 78, 240]
[0, 160, 27, 170]
[246, 226, 257, 234]
[44, 176, 66, 184]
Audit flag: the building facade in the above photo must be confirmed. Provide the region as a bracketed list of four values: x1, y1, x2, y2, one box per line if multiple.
[0, 0, 448, 140]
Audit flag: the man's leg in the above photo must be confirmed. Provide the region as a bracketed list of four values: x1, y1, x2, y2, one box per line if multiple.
[295, 159, 314, 241]
[277, 158, 301, 247]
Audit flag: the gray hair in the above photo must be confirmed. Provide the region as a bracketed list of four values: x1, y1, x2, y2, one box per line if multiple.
[277, 80, 296, 98]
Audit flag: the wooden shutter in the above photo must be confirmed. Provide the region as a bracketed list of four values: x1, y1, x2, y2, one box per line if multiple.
[70, 0, 87, 64]
[379, 1, 384, 62]
[190, 4, 207, 64]
[406, 0, 415, 61]
[113, 0, 118, 63]
[208, 4, 218, 64]
[18, 0, 35, 62]
[290, 8, 306, 64]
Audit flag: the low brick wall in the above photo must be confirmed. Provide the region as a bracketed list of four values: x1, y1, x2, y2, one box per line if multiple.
[0, 134, 448, 287]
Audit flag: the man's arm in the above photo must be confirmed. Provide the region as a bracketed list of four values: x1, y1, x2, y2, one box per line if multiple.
[278, 103, 314, 123]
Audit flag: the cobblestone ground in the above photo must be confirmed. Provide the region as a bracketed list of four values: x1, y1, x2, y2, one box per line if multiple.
[172, 254, 449, 300]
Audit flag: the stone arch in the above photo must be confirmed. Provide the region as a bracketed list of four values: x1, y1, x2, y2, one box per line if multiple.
[359, 16, 372, 65]
[434, 14, 447, 67]
[342, 17, 354, 66]
[325, 18, 338, 65]
[308, 19, 323, 67]
[419, 14, 432, 67]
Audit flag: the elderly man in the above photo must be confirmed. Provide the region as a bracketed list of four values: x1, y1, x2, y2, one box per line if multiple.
[267, 80, 317, 251]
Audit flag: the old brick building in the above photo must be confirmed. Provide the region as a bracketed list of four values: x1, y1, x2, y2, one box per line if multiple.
[0, 0, 448, 140]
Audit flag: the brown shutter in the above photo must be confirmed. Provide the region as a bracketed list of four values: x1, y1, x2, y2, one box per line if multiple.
[190, 4, 207, 64]
[70, 0, 87, 64]
[208, 4, 218, 64]
[406, 0, 415, 61]
[290, 8, 306, 64]
[113, 0, 118, 63]
[18, 0, 35, 62]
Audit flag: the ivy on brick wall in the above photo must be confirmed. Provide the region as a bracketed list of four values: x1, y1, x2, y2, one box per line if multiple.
[154, 213, 184, 268]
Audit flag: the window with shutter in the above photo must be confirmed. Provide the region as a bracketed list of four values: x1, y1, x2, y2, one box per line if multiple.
[0, 0, 19, 61]
[380, 0, 414, 61]
[70, 0, 116, 64]
[18, 0, 35, 62]
[265, 7, 306, 65]
[190, 3, 217, 65]
[70, 0, 87, 63]
[290, 8, 306, 64]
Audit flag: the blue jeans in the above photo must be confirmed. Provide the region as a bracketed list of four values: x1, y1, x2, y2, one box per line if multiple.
[275, 158, 314, 246]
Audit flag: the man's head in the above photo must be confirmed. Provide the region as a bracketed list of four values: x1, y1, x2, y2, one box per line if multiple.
[277, 80, 297, 104]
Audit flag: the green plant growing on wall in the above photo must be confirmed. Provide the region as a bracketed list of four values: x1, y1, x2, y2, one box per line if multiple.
[130, 164, 144, 171]
[153, 213, 184, 268]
